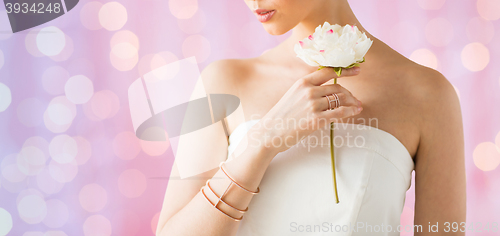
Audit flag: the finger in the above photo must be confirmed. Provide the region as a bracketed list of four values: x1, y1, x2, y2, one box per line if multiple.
[313, 83, 355, 98]
[307, 66, 360, 86]
[319, 105, 363, 122]
[314, 93, 359, 112]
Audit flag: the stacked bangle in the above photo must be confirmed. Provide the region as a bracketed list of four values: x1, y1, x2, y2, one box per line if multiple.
[201, 186, 243, 221]
[200, 161, 260, 221]
[219, 162, 260, 194]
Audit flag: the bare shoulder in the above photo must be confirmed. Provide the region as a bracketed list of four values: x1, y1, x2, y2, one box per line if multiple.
[402, 65, 466, 228]
[401, 63, 463, 157]
[200, 58, 255, 96]
[402, 63, 461, 118]
[407, 64, 456, 99]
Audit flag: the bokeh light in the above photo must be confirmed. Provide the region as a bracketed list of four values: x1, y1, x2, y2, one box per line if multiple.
[477, 0, 500, 21]
[177, 8, 206, 34]
[36, 167, 64, 195]
[118, 169, 147, 198]
[169, 0, 198, 19]
[425, 17, 454, 47]
[110, 30, 139, 51]
[80, 1, 104, 30]
[23, 136, 50, 155]
[182, 35, 211, 63]
[89, 90, 121, 120]
[461, 42, 490, 72]
[48, 160, 79, 183]
[109, 30, 140, 71]
[151, 212, 160, 234]
[49, 34, 74, 62]
[17, 98, 46, 127]
[99, 2, 128, 31]
[83, 215, 112, 236]
[148, 51, 179, 81]
[2, 153, 27, 183]
[16, 189, 44, 205]
[47, 103, 73, 126]
[36, 26, 66, 57]
[42, 199, 69, 228]
[410, 48, 438, 70]
[43, 96, 77, 133]
[137, 54, 155, 77]
[140, 139, 170, 157]
[25, 29, 45, 57]
[1, 169, 29, 193]
[17, 146, 46, 176]
[74, 136, 92, 165]
[466, 17, 495, 45]
[65, 75, 94, 104]
[0, 82, 12, 112]
[112, 42, 138, 59]
[473, 142, 500, 171]
[43, 111, 71, 133]
[112, 132, 141, 160]
[417, 0, 446, 10]
[42, 66, 70, 95]
[111, 210, 141, 236]
[140, 128, 170, 156]
[17, 194, 47, 224]
[79, 183, 108, 212]
[0, 208, 13, 235]
[49, 135, 78, 164]
[110, 49, 138, 71]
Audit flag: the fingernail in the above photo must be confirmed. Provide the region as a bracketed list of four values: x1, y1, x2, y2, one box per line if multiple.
[358, 106, 363, 112]
[353, 67, 360, 73]
[357, 100, 361, 106]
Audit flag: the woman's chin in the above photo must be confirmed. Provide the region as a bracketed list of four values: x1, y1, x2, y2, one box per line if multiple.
[262, 25, 290, 36]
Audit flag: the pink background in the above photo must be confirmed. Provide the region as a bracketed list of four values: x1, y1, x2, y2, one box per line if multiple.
[0, 0, 499, 235]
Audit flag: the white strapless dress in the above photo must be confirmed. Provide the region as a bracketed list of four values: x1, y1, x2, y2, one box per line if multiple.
[226, 119, 414, 236]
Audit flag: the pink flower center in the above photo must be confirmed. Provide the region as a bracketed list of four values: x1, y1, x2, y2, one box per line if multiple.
[327, 29, 333, 34]
[308, 35, 313, 40]
[319, 50, 325, 53]
[299, 41, 304, 47]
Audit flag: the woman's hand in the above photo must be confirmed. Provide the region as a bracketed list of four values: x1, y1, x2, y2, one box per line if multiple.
[250, 66, 363, 155]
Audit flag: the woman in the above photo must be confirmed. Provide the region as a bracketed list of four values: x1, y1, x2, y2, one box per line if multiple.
[156, 0, 466, 235]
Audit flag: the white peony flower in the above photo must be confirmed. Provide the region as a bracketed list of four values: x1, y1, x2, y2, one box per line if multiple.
[293, 22, 373, 204]
[294, 22, 373, 75]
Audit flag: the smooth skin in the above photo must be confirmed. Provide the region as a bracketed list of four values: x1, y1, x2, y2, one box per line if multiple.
[156, 0, 466, 235]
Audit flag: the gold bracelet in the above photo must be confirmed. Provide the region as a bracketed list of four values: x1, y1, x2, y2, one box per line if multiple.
[200, 186, 243, 221]
[205, 179, 248, 213]
[219, 162, 260, 194]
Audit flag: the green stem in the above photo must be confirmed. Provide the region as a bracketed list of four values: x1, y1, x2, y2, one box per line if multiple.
[331, 78, 339, 204]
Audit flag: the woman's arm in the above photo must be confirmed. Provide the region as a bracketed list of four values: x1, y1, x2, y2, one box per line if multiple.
[156, 137, 277, 236]
[155, 60, 277, 236]
[155, 60, 362, 235]
[413, 68, 466, 235]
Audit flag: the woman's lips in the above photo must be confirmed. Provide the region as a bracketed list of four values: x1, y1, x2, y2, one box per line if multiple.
[254, 9, 275, 23]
